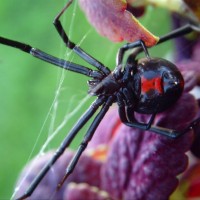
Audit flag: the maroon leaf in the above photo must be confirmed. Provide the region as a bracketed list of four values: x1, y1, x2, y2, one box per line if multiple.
[14, 149, 103, 199]
[101, 93, 197, 200]
[79, 0, 159, 46]
[64, 183, 112, 200]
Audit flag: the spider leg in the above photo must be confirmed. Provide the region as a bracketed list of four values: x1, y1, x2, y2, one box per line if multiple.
[117, 91, 200, 138]
[126, 108, 156, 130]
[53, 0, 111, 76]
[57, 95, 114, 190]
[149, 117, 200, 139]
[0, 36, 103, 79]
[116, 40, 150, 66]
[117, 92, 156, 130]
[117, 90, 157, 129]
[15, 96, 107, 200]
[130, 24, 200, 59]
[158, 23, 200, 45]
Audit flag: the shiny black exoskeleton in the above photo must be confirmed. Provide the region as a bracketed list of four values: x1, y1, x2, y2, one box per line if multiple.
[88, 57, 184, 115]
[130, 57, 184, 114]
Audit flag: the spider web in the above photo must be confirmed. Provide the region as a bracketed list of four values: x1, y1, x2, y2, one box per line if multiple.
[11, 1, 95, 198]
[9, 0, 120, 197]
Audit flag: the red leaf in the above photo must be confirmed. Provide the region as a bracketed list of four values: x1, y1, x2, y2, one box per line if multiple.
[79, 0, 159, 47]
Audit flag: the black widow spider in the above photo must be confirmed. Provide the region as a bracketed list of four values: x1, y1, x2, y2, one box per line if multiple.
[1, 1, 200, 199]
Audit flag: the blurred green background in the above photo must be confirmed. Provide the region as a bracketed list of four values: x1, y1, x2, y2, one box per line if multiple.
[0, 0, 173, 199]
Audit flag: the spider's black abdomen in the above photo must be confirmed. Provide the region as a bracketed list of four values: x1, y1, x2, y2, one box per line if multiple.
[133, 57, 184, 114]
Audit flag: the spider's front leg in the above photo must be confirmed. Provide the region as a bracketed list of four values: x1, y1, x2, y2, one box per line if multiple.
[53, 0, 110, 76]
[0, 37, 104, 79]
